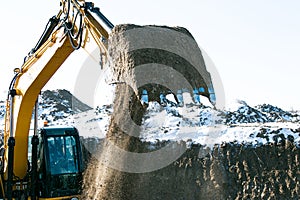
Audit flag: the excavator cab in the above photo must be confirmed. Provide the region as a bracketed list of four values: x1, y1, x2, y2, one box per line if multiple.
[36, 127, 83, 198]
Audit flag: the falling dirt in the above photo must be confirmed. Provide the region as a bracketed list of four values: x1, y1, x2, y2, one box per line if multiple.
[81, 24, 300, 200]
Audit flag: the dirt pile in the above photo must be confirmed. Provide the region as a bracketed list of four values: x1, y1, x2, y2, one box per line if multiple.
[81, 24, 300, 199]
[82, 137, 300, 199]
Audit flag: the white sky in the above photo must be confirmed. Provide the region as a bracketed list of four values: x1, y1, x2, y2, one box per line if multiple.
[0, 0, 299, 110]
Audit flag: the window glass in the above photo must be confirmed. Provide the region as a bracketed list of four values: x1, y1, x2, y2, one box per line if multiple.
[47, 136, 79, 175]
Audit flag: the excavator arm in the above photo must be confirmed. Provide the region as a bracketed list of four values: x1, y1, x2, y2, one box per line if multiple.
[1, 0, 113, 199]
[5, 26, 75, 179]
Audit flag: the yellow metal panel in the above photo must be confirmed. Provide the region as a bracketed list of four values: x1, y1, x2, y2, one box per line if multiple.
[8, 37, 74, 179]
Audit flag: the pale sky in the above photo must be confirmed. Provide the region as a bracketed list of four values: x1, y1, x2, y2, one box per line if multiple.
[0, 0, 300, 110]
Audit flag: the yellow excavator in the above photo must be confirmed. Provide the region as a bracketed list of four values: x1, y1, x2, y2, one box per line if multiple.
[0, 0, 113, 199]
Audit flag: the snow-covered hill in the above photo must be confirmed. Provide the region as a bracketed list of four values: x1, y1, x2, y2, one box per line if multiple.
[0, 89, 93, 132]
[39, 89, 92, 123]
[225, 100, 300, 124]
[0, 90, 299, 148]
[139, 96, 300, 148]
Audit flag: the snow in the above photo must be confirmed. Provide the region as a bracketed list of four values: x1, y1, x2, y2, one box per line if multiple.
[0, 91, 299, 150]
[226, 99, 247, 112]
[139, 93, 300, 148]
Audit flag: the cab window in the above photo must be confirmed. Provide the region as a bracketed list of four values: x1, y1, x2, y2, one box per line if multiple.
[47, 136, 79, 175]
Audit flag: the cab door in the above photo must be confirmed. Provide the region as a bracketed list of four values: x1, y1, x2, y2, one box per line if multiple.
[37, 128, 83, 198]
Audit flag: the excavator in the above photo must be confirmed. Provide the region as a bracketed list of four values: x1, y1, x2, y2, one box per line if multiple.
[0, 0, 113, 199]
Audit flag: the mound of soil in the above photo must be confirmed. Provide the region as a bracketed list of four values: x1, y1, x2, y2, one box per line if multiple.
[81, 24, 300, 199]
[82, 138, 300, 199]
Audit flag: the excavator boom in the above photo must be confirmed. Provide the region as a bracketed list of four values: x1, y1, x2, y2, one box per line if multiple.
[0, 1, 113, 199]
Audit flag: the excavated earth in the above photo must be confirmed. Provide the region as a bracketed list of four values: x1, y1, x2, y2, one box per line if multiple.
[82, 139, 300, 200]
[81, 24, 300, 200]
